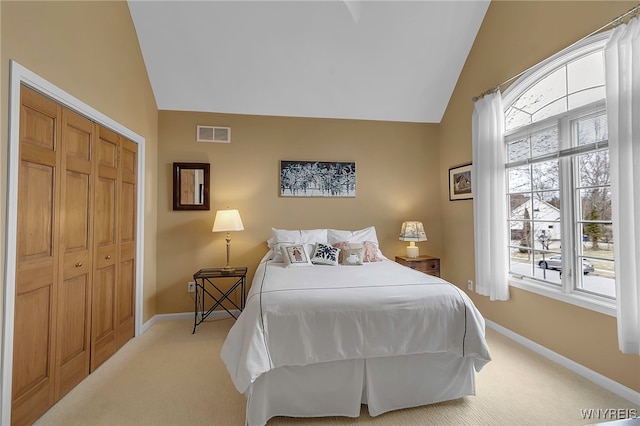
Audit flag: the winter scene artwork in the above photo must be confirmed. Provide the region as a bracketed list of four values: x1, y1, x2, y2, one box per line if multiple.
[280, 160, 356, 197]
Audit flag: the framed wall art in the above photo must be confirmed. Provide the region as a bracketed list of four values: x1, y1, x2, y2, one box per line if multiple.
[280, 160, 356, 197]
[449, 163, 472, 201]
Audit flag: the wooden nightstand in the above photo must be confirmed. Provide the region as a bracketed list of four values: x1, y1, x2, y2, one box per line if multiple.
[395, 255, 440, 277]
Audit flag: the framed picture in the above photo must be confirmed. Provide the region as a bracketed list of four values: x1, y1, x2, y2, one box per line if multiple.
[449, 163, 472, 201]
[280, 160, 356, 197]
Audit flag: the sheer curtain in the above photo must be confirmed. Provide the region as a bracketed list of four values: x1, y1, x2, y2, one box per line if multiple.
[472, 91, 509, 301]
[605, 17, 640, 355]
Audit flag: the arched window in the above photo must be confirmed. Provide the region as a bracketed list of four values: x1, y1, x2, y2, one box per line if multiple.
[503, 32, 614, 310]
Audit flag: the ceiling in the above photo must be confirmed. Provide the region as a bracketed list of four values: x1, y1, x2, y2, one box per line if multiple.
[128, 1, 489, 124]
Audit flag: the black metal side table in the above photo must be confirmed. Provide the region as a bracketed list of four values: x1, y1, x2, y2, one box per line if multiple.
[192, 267, 247, 333]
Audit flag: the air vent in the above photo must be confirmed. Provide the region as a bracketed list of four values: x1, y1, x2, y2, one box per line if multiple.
[196, 125, 231, 143]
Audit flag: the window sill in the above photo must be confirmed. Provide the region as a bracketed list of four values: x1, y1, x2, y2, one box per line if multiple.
[508, 276, 616, 317]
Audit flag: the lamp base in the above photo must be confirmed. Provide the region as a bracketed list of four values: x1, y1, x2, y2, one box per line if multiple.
[222, 235, 235, 273]
[406, 243, 419, 258]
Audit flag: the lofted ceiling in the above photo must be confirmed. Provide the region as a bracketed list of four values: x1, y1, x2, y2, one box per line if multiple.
[128, 0, 489, 123]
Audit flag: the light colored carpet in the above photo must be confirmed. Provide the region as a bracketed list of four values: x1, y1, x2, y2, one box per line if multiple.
[35, 318, 639, 426]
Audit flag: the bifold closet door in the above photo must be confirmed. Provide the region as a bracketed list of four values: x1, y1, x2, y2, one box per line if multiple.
[117, 139, 137, 349]
[54, 109, 95, 400]
[92, 127, 137, 368]
[91, 125, 120, 372]
[12, 86, 138, 424]
[12, 86, 62, 425]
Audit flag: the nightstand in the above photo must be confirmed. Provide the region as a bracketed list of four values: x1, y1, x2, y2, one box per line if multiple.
[192, 267, 247, 333]
[395, 255, 440, 277]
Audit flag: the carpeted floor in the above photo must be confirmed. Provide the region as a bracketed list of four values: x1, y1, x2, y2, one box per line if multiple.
[35, 318, 639, 426]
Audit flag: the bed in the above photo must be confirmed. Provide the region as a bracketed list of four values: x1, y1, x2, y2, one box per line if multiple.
[221, 227, 491, 425]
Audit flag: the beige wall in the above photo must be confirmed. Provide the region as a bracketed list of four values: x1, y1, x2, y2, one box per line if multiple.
[439, 1, 640, 392]
[0, 0, 159, 346]
[157, 111, 442, 314]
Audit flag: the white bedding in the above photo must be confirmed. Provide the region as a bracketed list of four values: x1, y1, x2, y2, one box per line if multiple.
[221, 256, 491, 395]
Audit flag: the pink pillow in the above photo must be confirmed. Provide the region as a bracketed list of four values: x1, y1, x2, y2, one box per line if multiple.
[361, 241, 382, 262]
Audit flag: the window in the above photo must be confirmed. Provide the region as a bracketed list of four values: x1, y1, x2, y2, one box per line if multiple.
[503, 32, 615, 312]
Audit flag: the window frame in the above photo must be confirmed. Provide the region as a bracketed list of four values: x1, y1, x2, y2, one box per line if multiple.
[502, 31, 616, 317]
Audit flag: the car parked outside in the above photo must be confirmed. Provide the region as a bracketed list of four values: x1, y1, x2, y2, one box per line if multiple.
[538, 255, 594, 274]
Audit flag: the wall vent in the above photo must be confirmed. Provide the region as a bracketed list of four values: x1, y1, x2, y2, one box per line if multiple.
[197, 125, 231, 143]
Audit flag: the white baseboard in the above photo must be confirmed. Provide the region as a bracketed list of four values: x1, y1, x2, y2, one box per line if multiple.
[141, 310, 238, 334]
[486, 319, 640, 406]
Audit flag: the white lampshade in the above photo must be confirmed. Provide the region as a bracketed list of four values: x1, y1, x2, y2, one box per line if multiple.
[212, 209, 244, 232]
[399, 221, 427, 258]
[212, 209, 244, 271]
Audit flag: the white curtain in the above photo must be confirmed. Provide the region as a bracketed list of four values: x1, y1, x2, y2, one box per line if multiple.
[472, 91, 509, 301]
[605, 17, 640, 355]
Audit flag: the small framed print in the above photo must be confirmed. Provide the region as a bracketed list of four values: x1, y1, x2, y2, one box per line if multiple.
[449, 163, 472, 201]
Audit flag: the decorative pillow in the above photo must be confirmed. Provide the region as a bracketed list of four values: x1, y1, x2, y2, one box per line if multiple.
[332, 240, 382, 262]
[340, 247, 364, 266]
[332, 241, 362, 262]
[281, 244, 313, 268]
[361, 241, 383, 262]
[268, 228, 328, 262]
[310, 243, 340, 266]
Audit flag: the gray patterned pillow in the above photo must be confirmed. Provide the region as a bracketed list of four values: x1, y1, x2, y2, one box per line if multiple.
[311, 243, 340, 266]
[340, 247, 364, 266]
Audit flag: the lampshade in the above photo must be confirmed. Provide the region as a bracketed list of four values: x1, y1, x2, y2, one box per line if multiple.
[212, 209, 244, 233]
[399, 221, 427, 258]
[212, 209, 244, 271]
[399, 221, 427, 242]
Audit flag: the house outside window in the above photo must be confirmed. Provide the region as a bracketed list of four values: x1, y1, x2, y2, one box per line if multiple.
[503, 32, 615, 313]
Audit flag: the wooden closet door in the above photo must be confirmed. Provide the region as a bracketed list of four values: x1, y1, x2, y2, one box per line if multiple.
[12, 86, 61, 425]
[117, 138, 137, 349]
[54, 109, 94, 399]
[91, 125, 119, 371]
[12, 87, 139, 424]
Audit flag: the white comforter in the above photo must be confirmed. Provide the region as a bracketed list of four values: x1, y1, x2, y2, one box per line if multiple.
[221, 257, 491, 394]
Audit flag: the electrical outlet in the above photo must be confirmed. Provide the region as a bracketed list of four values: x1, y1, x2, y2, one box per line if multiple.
[187, 282, 196, 293]
[467, 280, 473, 291]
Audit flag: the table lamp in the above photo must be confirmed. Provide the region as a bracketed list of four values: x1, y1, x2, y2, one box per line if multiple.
[212, 209, 244, 272]
[399, 221, 427, 258]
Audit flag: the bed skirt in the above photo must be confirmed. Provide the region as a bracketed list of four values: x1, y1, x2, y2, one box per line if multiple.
[245, 352, 476, 426]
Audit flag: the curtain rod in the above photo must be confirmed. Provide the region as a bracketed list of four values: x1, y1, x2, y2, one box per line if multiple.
[471, 3, 640, 102]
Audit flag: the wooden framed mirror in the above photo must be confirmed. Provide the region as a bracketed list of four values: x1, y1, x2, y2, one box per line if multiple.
[173, 162, 210, 210]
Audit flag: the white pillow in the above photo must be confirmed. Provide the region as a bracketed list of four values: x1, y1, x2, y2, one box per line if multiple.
[280, 244, 313, 268]
[327, 226, 379, 245]
[310, 243, 340, 266]
[268, 228, 328, 262]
